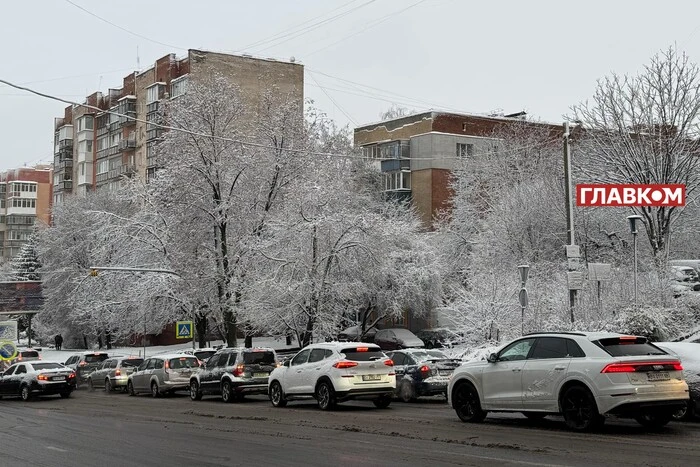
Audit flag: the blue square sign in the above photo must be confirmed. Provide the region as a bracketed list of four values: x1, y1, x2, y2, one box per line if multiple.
[176, 321, 193, 339]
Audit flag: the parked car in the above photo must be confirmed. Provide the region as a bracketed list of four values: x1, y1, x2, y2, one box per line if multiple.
[374, 328, 424, 351]
[655, 342, 700, 421]
[86, 356, 144, 393]
[0, 361, 76, 400]
[64, 352, 111, 387]
[182, 348, 218, 363]
[268, 342, 395, 410]
[9, 348, 41, 365]
[388, 348, 461, 401]
[189, 347, 278, 402]
[337, 325, 379, 343]
[415, 328, 464, 349]
[669, 265, 700, 296]
[447, 332, 689, 431]
[127, 354, 200, 397]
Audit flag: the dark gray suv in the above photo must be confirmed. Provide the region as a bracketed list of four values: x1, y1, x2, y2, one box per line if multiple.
[189, 347, 278, 402]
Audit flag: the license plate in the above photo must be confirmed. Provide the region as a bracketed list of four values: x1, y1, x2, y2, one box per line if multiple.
[647, 372, 670, 382]
[52, 376, 65, 381]
[362, 375, 381, 381]
[253, 373, 268, 378]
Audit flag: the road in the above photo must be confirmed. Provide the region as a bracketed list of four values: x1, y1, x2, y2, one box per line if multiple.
[0, 389, 698, 467]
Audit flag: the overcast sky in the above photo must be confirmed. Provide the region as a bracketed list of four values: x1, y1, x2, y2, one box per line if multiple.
[2, 0, 700, 170]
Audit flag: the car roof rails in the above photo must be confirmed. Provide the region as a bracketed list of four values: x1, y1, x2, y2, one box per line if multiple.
[523, 331, 587, 337]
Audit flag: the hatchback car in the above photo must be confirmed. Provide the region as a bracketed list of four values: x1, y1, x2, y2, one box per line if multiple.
[127, 354, 200, 397]
[447, 332, 689, 431]
[337, 325, 379, 343]
[388, 348, 460, 401]
[268, 342, 396, 410]
[9, 348, 41, 365]
[87, 356, 144, 392]
[0, 361, 76, 400]
[64, 352, 110, 386]
[189, 347, 278, 402]
[374, 328, 424, 351]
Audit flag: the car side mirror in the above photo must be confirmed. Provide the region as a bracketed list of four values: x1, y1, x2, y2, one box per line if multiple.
[283, 360, 290, 367]
[487, 353, 498, 363]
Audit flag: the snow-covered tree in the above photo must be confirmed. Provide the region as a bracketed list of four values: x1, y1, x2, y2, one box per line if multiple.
[10, 229, 41, 281]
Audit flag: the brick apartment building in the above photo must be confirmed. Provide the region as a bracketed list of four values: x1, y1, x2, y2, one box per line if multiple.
[0, 166, 52, 260]
[53, 49, 304, 204]
[354, 111, 561, 228]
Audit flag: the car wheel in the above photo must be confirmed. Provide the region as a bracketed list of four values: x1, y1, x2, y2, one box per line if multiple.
[316, 381, 336, 411]
[105, 379, 112, 393]
[221, 381, 234, 403]
[560, 385, 604, 432]
[127, 381, 135, 396]
[635, 413, 673, 429]
[87, 378, 94, 391]
[20, 385, 32, 402]
[399, 380, 415, 403]
[60, 390, 71, 399]
[269, 381, 287, 407]
[452, 382, 486, 422]
[522, 412, 547, 421]
[373, 395, 392, 409]
[150, 382, 160, 398]
[190, 380, 202, 401]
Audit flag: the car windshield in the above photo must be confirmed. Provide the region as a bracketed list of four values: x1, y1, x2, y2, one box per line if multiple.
[594, 337, 668, 356]
[168, 357, 200, 369]
[243, 351, 275, 365]
[194, 351, 216, 361]
[84, 354, 109, 363]
[122, 358, 143, 367]
[342, 346, 385, 361]
[31, 363, 64, 370]
[410, 350, 449, 362]
[20, 351, 39, 358]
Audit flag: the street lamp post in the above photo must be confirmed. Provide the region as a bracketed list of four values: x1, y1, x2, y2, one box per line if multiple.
[626, 215, 643, 313]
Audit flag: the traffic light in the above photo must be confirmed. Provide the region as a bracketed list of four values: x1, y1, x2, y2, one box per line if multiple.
[89, 269, 99, 277]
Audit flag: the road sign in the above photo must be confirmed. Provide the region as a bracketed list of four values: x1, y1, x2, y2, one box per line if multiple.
[0, 340, 18, 361]
[519, 288, 529, 308]
[588, 263, 612, 281]
[175, 321, 193, 339]
[567, 271, 585, 290]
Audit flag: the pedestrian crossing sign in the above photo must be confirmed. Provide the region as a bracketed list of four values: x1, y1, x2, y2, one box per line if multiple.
[175, 321, 193, 339]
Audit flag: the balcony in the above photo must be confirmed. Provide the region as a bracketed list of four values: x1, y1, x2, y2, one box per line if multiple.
[53, 180, 73, 192]
[55, 139, 73, 157]
[97, 146, 120, 158]
[146, 101, 159, 114]
[108, 121, 121, 133]
[118, 137, 137, 151]
[146, 128, 163, 141]
[54, 159, 73, 171]
[119, 112, 137, 126]
[381, 159, 411, 173]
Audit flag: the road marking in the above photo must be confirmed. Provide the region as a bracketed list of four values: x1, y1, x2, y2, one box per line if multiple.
[45, 446, 68, 453]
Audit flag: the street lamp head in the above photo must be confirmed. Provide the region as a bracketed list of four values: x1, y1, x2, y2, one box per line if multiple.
[626, 215, 643, 234]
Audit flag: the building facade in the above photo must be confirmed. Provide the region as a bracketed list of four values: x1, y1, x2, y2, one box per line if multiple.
[0, 166, 52, 260]
[53, 49, 304, 204]
[354, 111, 559, 228]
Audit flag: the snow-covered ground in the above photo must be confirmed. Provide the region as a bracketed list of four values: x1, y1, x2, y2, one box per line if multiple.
[17, 336, 300, 363]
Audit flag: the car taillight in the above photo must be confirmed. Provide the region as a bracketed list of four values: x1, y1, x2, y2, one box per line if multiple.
[115, 369, 121, 376]
[384, 359, 394, 367]
[333, 361, 358, 369]
[37, 374, 48, 381]
[69, 372, 76, 379]
[233, 364, 245, 377]
[164, 360, 170, 373]
[601, 361, 683, 373]
[419, 365, 431, 377]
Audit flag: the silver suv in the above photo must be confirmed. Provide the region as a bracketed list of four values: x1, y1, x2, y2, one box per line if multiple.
[87, 356, 144, 392]
[448, 332, 689, 431]
[127, 354, 200, 397]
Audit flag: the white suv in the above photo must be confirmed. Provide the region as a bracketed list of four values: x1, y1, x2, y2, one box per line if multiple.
[447, 332, 689, 431]
[268, 342, 396, 410]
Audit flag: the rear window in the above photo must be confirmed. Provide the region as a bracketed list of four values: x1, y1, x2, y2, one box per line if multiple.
[341, 346, 385, 362]
[84, 354, 109, 363]
[194, 351, 216, 361]
[243, 351, 276, 365]
[411, 350, 449, 362]
[168, 357, 200, 369]
[31, 363, 64, 370]
[20, 351, 39, 358]
[122, 359, 143, 367]
[594, 337, 668, 357]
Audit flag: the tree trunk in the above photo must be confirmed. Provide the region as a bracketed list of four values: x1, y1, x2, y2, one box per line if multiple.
[195, 312, 208, 349]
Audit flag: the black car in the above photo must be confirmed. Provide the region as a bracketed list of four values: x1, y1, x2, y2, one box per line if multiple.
[415, 328, 465, 349]
[0, 361, 76, 401]
[189, 347, 278, 402]
[64, 352, 111, 387]
[387, 349, 460, 402]
[337, 325, 379, 343]
[374, 328, 424, 351]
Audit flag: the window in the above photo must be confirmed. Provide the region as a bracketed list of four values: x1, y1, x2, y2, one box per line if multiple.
[291, 349, 311, 366]
[594, 337, 667, 357]
[206, 354, 220, 368]
[566, 340, 586, 358]
[390, 352, 406, 366]
[97, 136, 109, 151]
[3, 366, 15, 375]
[529, 337, 569, 359]
[171, 76, 188, 98]
[146, 84, 162, 103]
[145, 359, 156, 370]
[456, 143, 474, 158]
[498, 338, 536, 361]
[154, 359, 164, 369]
[97, 160, 109, 174]
[77, 116, 94, 131]
[15, 365, 26, 374]
[216, 354, 231, 367]
[308, 349, 326, 364]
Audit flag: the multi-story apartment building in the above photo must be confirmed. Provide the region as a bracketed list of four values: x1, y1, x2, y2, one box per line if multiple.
[0, 166, 52, 260]
[354, 111, 560, 228]
[53, 49, 304, 203]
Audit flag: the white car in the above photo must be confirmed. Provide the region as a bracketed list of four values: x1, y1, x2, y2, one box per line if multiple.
[268, 342, 396, 410]
[447, 332, 689, 431]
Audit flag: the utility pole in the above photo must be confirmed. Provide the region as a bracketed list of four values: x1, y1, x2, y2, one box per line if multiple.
[563, 122, 578, 322]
